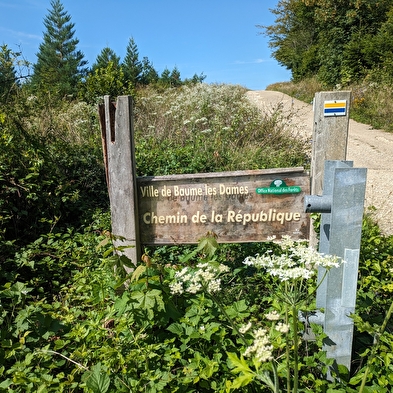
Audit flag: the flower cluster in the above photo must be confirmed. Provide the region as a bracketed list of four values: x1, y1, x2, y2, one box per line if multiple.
[243, 235, 341, 282]
[243, 328, 273, 363]
[241, 310, 290, 364]
[169, 262, 230, 295]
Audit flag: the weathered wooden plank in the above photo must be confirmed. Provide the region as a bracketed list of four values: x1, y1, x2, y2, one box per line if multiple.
[311, 91, 351, 195]
[104, 96, 141, 266]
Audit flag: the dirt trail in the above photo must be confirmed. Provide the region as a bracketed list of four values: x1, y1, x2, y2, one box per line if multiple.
[246, 90, 393, 235]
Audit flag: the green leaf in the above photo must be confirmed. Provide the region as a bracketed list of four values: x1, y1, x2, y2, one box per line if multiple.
[231, 373, 254, 389]
[130, 289, 165, 319]
[225, 299, 249, 319]
[227, 352, 252, 374]
[130, 265, 147, 282]
[167, 322, 183, 336]
[85, 363, 110, 393]
[0, 379, 12, 389]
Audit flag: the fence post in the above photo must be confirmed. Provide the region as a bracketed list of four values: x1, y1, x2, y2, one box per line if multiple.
[311, 91, 351, 196]
[98, 95, 141, 269]
[305, 160, 367, 373]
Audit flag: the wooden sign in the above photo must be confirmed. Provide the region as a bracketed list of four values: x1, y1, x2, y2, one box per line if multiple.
[137, 167, 310, 244]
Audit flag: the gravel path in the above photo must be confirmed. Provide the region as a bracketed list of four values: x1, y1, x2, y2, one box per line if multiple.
[246, 90, 393, 235]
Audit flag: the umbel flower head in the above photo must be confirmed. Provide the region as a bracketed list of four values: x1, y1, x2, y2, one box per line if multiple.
[169, 262, 230, 295]
[243, 235, 341, 282]
[243, 327, 273, 363]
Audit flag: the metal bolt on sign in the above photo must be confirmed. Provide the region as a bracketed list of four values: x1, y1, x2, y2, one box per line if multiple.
[304, 160, 367, 374]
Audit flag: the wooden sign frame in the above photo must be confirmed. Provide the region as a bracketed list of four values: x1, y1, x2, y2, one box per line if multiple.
[99, 96, 310, 264]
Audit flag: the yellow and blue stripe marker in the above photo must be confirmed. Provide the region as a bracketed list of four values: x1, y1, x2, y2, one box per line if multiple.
[324, 100, 347, 117]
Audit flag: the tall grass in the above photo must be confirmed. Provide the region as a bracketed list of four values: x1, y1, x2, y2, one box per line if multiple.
[134, 83, 309, 176]
[267, 77, 325, 104]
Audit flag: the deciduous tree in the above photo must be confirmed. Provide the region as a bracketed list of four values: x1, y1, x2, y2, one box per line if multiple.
[262, 0, 393, 86]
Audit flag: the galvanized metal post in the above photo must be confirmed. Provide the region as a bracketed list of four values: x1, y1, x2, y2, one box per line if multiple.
[304, 160, 367, 373]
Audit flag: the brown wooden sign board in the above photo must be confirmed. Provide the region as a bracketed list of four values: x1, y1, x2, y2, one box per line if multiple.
[137, 167, 310, 245]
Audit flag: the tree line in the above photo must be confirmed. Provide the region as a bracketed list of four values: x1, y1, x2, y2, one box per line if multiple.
[261, 0, 393, 87]
[0, 0, 205, 105]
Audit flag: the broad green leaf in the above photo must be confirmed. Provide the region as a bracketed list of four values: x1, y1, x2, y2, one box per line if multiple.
[231, 373, 254, 389]
[130, 265, 147, 282]
[227, 352, 252, 374]
[167, 322, 183, 336]
[85, 363, 110, 393]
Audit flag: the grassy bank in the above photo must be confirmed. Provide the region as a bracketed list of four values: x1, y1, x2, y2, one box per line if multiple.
[267, 76, 393, 132]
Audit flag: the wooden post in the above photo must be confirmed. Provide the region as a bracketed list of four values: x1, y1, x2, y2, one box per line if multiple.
[99, 95, 141, 269]
[311, 91, 351, 195]
[310, 91, 351, 246]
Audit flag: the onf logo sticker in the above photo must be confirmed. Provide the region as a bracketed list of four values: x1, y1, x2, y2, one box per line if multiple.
[256, 179, 302, 195]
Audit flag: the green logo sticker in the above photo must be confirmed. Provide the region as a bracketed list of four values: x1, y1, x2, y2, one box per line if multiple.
[256, 179, 301, 195]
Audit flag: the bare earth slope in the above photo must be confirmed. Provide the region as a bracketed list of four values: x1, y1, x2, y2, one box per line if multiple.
[246, 90, 393, 235]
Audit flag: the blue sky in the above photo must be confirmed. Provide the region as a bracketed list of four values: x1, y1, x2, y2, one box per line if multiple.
[0, 0, 291, 90]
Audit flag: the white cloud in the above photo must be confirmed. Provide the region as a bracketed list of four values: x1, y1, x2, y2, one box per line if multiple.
[234, 59, 268, 65]
[0, 26, 41, 41]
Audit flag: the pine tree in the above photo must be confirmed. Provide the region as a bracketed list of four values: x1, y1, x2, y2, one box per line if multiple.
[169, 66, 182, 87]
[31, 0, 87, 98]
[0, 45, 18, 103]
[140, 57, 159, 85]
[91, 47, 120, 72]
[122, 37, 142, 85]
[160, 67, 171, 87]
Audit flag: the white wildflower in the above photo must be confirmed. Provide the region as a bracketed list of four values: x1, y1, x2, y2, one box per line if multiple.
[196, 262, 209, 269]
[218, 264, 230, 273]
[200, 270, 215, 282]
[207, 278, 221, 293]
[275, 322, 290, 334]
[243, 328, 273, 363]
[175, 267, 189, 279]
[265, 310, 280, 321]
[239, 322, 252, 334]
[243, 236, 342, 283]
[187, 282, 202, 294]
[169, 281, 183, 295]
